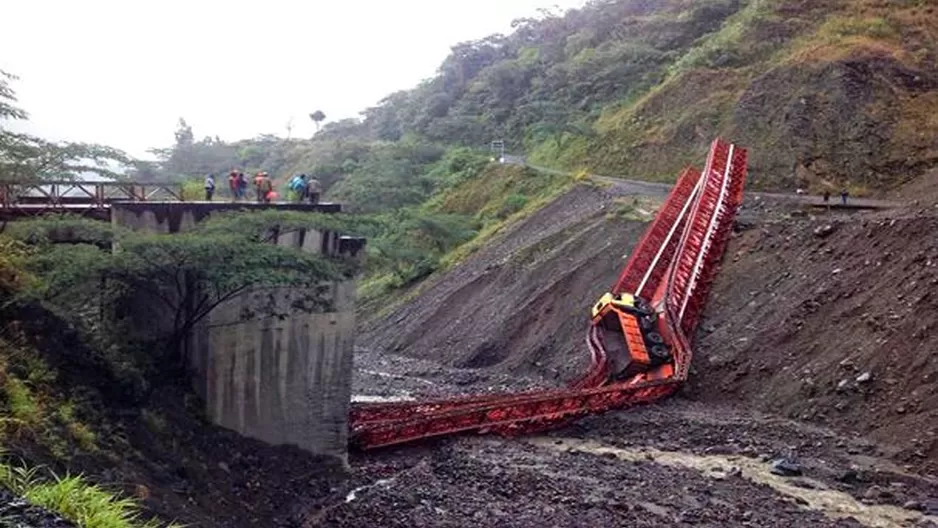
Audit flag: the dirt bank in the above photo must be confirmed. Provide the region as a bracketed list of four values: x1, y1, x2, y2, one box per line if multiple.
[360, 183, 651, 386]
[346, 177, 938, 526]
[361, 176, 938, 471]
[691, 206, 938, 472]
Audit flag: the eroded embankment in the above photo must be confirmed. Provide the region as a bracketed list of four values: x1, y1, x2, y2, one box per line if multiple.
[359, 183, 650, 388]
[693, 207, 938, 471]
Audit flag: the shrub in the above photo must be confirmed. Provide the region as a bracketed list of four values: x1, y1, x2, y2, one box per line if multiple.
[497, 194, 529, 218]
[3, 376, 40, 426]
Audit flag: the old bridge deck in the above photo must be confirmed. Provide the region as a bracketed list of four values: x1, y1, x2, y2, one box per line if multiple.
[0, 180, 340, 221]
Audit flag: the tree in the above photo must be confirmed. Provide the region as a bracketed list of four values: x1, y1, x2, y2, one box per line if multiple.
[309, 110, 326, 133]
[0, 70, 130, 182]
[13, 213, 357, 374]
[108, 233, 344, 365]
[174, 118, 194, 147]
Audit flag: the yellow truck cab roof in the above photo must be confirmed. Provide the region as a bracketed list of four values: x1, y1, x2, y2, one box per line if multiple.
[591, 292, 636, 318]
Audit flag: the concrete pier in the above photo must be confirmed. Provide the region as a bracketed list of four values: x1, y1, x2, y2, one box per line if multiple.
[112, 201, 362, 463]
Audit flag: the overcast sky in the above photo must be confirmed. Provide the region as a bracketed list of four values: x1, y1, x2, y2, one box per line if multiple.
[1, 0, 586, 158]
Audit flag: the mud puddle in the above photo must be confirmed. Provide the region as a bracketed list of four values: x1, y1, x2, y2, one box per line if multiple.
[345, 478, 396, 503]
[530, 437, 935, 528]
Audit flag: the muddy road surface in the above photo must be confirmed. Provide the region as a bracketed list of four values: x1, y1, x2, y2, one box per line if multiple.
[318, 349, 938, 528]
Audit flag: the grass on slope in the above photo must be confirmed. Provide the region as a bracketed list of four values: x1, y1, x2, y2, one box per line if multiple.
[0, 461, 179, 528]
[0, 337, 99, 460]
[576, 0, 938, 191]
[436, 167, 574, 270]
[358, 163, 573, 315]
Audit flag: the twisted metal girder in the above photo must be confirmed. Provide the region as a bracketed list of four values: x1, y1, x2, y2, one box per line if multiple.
[351, 138, 748, 450]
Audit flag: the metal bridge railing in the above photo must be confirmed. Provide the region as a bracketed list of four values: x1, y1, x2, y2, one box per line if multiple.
[0, 181, 186, 214]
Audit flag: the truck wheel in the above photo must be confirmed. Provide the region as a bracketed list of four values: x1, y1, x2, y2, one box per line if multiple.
[646, 331, 664, 344]
[650, 345, 671, 362]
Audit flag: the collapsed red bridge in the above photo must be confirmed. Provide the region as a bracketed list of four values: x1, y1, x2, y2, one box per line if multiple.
[350, 138, 749, 449]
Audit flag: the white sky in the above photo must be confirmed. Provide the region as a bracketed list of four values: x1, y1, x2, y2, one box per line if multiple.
[1, 0, 586, 158]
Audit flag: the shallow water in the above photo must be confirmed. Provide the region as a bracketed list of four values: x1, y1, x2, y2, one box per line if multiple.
[530, 436, 935, 528]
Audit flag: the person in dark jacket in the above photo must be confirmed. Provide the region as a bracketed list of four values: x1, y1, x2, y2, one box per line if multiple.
[204, 174, 215, 201]
[238, 172, 249, 199]
[306, 177, 322, 205]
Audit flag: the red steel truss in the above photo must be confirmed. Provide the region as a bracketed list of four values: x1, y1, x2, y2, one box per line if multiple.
[351, 138, 749, 449]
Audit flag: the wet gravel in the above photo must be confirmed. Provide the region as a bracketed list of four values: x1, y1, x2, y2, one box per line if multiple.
[0, 488, 74, 528]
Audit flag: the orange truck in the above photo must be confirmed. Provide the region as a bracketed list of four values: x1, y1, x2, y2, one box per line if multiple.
[590, 292, 673, 381]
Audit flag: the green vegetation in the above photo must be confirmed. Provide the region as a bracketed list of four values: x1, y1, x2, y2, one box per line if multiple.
[0, 337, 99, 459]
[3, 376, 40, 426]
[0, 462, 179, 527]
[4, 213, 357, 393]
[101, 0, 933, 308]
[0, 212, 361, 521]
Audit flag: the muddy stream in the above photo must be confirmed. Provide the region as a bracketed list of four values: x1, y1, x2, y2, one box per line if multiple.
[530, 436, 937, 528]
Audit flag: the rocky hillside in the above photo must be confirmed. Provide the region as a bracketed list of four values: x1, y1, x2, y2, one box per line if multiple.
[692, 184, 938, 470]
[585, 0, 938, 193]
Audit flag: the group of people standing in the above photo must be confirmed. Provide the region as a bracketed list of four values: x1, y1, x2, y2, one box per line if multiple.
[287, 173, 323, 205]
[202, 171, 322, 204]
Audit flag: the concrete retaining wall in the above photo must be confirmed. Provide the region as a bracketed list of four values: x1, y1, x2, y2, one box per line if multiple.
[112, 202, 362, 463]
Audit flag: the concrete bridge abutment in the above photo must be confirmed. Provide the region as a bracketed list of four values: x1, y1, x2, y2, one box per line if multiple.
[111, 201, 362, 464]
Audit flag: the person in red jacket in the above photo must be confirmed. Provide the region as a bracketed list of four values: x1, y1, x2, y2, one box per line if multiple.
[228, 171, 240, 201]
[253, 172, 266, 202]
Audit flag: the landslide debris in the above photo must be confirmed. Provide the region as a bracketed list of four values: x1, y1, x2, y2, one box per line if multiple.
[692, 204, 938, 472]
[360, 174, 938, 480]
